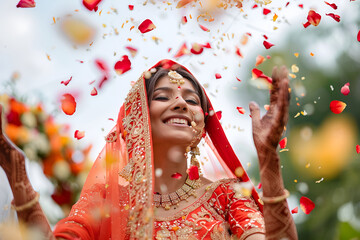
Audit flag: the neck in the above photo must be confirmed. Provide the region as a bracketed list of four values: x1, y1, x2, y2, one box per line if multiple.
[153, 143, 188, 194]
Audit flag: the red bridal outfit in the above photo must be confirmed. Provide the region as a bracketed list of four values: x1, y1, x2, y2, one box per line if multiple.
[53, 60, 265, 240]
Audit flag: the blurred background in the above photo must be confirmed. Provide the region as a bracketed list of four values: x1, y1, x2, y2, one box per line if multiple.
[0, 0, 359, 239]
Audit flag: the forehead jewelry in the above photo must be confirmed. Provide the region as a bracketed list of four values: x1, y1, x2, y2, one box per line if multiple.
[168, 70, 185, 86]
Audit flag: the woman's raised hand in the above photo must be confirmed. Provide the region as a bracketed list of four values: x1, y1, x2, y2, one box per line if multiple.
[249, 66, 290, 155]
[0, 104, 27, 188]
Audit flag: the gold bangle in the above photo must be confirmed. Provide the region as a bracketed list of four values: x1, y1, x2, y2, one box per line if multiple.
[11, 192, 40, 211]
[261, 189, 290, 204]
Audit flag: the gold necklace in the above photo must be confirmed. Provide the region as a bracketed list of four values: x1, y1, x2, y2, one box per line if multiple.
[153, 177, 202, 210]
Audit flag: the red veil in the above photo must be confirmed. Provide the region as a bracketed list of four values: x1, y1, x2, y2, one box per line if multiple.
[53, 59, 263, 240]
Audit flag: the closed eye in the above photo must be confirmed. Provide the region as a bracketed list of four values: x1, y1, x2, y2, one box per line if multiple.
[186, 99, 198, 105]
[154, 97, 169, 101]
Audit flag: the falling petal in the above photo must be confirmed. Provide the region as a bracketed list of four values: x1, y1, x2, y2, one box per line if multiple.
[171, 173, 182, 179]
[90, 87, 98, 96]
[235, 46, 243, 58]
[61, 18, 95, 45]
[114, 55, 131, 75]
[263, 40, 274, 49]
[357, 30, 360, 42]
[16, 0, 35, 8]
[252, 4, 258, 8]
[82, 0, 102, 11]
[298, 4, 303, 8]
[340, 83, 350, 96]
[216, 111, 222, 120]
[202, 42, 211, 48]
[128, 5, 134, 10]
[95, 59, 109, 73]
[236, 107, 245, 114]
[324, 1, 337, 10]
[186, 166, 199, 180]
[279, 137, 287, 149]
[326, 13, 340, 22]
[304, 10, 321, 28]
[138, 19, 156, 33]
[190, 43, 204, 55]
[61, 76, 72, 86]
[61, 94, 77, 115]
[300, 196, 315, 214]
[291, 207, 298, 214]
[199, 24, 210, 32]
[181, 16, 187, 24]
[257, 183, 262, 189]
[356, 145, 360, 154]
[234, 167, 244, 178]
[255, 55, 265, 66]
[252, 68, 272, 83]
[174, 43, 190, 58]
[264, 104, 270, 111]
[98, 75, 108, 89]
[330, 100, 346, 114]
[236, 77, 241, 82]
[215, 73, 222, 79]
[125, 46, 138, 57]
[263, 8, 271, 15]
[176, 0, 194, 8]
[74, 130, 85, 140]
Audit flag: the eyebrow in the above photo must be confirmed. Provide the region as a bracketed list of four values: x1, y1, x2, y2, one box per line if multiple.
[154, 87, 200, 98]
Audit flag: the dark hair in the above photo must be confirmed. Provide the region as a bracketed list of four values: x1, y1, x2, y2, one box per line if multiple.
[145, 67, 210, 123]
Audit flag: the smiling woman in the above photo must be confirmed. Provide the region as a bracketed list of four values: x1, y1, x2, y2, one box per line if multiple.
[1, 59, 297, 240]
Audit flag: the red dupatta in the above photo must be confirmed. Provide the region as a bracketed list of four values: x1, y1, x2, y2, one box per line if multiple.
[53, 59, 262, 240]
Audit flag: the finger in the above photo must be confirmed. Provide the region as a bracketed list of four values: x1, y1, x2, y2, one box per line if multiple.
[0, 104, 3, 135]
[270, 66, 280, 107]
[275, 77, 290, 130]
[249, 101, 261, 128]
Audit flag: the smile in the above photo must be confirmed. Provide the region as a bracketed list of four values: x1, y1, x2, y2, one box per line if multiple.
[165, 118, 190, 126]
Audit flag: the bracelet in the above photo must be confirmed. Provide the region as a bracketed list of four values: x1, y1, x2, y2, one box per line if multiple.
[261, 189, 290, 204]
[11, 192, 39, 211]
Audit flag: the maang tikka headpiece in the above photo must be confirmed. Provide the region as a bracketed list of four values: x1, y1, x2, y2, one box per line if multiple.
[168, 70, 185, 86]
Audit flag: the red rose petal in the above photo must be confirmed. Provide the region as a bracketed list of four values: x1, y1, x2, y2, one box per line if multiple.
[330, 100, 346, 114]
[95, 59, 109, 73]
[61, 94, 77, 115]
[125, 46, 138, 57]
[285, 2, 290, 7]
[215, 73, 222, 79]
[257, 183, 262, 189]
[326, 13, 340, 22]
[252, 68, 273, 83]
[236, 77, 241, 82]
[82, 0, 102, 11]
[341, 83, 350, 96]
[128, 5, 134, 10]
[303, 22, 311, 28]
[263, 40, 274, 49]
[300, 196, 315, 214]
[16, 0, 35, 8]
[263, 8, 271, 15]
[236, 107, 245, 114]
[356, 145, 360, 154]
[90, 87, 98, 96]
[138, 19, 156, 33]
[174, 43, 189, 58]
[114, 55, 131, 75]
[61, 76, 72, 86]
[325, 1, 337, 10]
[190, 43, 204, 55]
[252, 4, 258, 8]
[279, 137, 287, 149]
[171, 173, 182, 179]
[298, 4, 303, 8]
[187, 166, 199, 180]
[307, 10, 321, 26]
[291, 207, 298, 214]
[202, 42, 211, 48]
[263, 34, 268, 40]
[235, 46, 243, 58]
[199, 24, 209, 32]
[98, 75, 108, 89]
[181, 16, 187, 24]
[74, 130, 85, 140]
[255, 55, 265, 66]
[216, 111, 222, 120]
[357, 30, 360, 42]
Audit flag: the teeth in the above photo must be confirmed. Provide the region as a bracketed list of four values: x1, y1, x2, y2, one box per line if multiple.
[165, 118, 188, 125]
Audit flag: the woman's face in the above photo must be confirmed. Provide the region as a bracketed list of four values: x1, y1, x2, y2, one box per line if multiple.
[150, 75, 205, 147]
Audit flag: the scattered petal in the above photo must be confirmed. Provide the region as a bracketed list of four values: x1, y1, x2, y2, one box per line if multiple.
[291, 207, 298, 214]
[216, 111, 222, 120]
[315, 177, 324, 183]
[357, 30, 360, 42]
[61, 18, 95, 45]
[190, 43, 204, 55]
[202, 42, 212, 48]
[330, 100, 346, 114]
[171, 173, 182, 179]
[236, 77, 241, 82]
[279, 137, 287, 149]
[356, 145, 360, 154]
[61, 76, 72, 86]
[255, 55, 265, 66]
[324, 1, 337, 10]
[326, 13, 340, 22]
[263, 40, 274, 49]
[264, 104, 270, 111]
[16, 0, 35, 8]
[176, 0, 194, 8]
[125, 46, 138, 57]
[82, 0, 102, 11]
[234, 167, 244, 178]
[236, 107, 245, 114]
[291, 64, 299, 73]
[303, 10, 321, 28]
[61, 94, 77, 115]
[138, 19, 156, 33]
[215, 73, 222, 79]
[128, 5, 134, 10]
[114, 55, 131, 75]
[341, 83, 350, 96]
[252, 68, 272, 83]
[199, 24, 210, 32]
[300, 196, 315, 214]
[235, 46, 243, 58]
[187, 166, 199, 180]
[95, 59, 109, 73]
[263, 8, 271, 15]
[90, 87, 98, 96]
[74, 130, 85, 140]
[181, 16, 187, 24]
[252, 4, 258, 9]
[98, 75, 108, 89]
[257, 183, 262, 189]
[298, 4, 303, 8]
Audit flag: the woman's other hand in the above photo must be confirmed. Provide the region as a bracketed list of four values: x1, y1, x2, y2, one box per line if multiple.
[249, 66, 290, 156]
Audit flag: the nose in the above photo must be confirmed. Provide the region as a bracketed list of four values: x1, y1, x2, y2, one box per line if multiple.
[172, 96, 188, 111]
